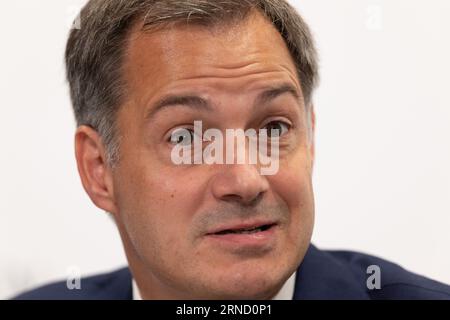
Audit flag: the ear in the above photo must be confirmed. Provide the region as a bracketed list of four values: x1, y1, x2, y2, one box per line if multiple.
[309, 105, 316, 170]
[74, 125, 117, 214]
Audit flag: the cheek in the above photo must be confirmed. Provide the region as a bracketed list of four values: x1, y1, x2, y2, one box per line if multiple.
[272, 154, 315, 238]
[276, 155, 313, 207]
[114, 160, 204, 249]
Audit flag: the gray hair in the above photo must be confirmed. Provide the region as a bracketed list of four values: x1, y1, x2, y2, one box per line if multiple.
[65, 0, 319, 166]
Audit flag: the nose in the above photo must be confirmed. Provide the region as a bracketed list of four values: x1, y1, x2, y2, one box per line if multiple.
[210, 163, 270, 206]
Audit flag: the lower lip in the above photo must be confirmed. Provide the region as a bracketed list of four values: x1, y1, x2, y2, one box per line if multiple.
[205, 225, 278, 249]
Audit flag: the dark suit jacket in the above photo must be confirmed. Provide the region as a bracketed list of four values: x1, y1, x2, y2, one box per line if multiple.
[12, 244, 450, 300]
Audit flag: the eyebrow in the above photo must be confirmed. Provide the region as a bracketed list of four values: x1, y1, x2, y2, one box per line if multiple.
[145, 83, 301, 120]
[256, 83, 301, 106]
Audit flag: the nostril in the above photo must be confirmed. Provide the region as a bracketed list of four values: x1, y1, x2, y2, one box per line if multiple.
[220, 191, 265, 207]
[221, 194, 244, 203]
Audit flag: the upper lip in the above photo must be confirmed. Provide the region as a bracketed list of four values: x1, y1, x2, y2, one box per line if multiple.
[206, 220, 277, 235]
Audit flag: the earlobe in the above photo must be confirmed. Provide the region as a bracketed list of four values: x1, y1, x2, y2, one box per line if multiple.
[74, 125, 117, 214]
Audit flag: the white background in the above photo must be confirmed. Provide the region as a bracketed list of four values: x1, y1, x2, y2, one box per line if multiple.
[0, 0, 449, 299]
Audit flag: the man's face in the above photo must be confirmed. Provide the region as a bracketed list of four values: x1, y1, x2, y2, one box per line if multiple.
[110, 11, 315, 299]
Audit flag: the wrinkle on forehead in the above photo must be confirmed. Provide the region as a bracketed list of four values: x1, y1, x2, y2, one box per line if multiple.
[174, 64, 301, 92]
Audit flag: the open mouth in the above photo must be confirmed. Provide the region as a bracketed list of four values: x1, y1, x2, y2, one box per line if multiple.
[205, 221, 278, 249]
[209, 223, 277, 236]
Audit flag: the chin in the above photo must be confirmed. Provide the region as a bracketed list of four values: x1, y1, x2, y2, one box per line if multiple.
[211, 280, 282, 300]
[203, 265, 288, 300]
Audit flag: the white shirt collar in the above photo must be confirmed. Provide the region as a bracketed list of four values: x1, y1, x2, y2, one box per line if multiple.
[132, 272, 296, 300]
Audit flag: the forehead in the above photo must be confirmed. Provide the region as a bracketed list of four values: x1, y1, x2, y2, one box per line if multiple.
[123, 10, 301, 109]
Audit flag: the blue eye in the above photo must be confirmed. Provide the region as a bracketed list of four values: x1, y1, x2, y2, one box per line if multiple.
[169, 128, 194, 146]
[264, 121, 290, 138]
